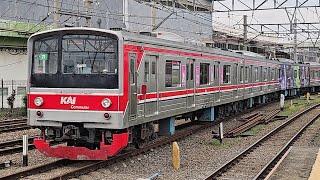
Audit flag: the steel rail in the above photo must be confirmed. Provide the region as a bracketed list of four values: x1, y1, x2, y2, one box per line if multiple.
[0, 159, 76, 180]
[50, 102, 277, 180]
[0, 101, 276, 180]
[0, 119, 27, 126]
[253, 111, 320, 179]
[0, 124, 30, 133]
[0, 137, 35, 156]
[204, 103, 320, 180]
[0, 123, 210, 180]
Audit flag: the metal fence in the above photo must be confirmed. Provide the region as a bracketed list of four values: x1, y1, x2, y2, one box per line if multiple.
[1, 79, 27, 109]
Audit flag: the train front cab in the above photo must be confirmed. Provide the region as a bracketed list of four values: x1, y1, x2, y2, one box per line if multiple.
[310, 63, 320, 92]
[27, 28, 129, 160]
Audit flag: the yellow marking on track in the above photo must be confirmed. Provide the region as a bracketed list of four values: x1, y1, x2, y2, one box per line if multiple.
[309, 148, 320, 180]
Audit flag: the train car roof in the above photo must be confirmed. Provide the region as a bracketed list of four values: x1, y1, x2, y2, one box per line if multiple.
[307, 62, 320, 66]
[29, 27, 281, 65]
[121, 30, 282, 65]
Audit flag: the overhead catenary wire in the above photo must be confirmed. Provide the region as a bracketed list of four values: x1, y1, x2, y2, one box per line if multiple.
[0, 0, 218, 37]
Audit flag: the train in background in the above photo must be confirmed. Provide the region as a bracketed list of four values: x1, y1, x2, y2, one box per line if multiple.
[27, 27, 320, 160]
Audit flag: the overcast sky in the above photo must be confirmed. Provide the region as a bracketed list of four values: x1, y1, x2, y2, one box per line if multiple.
[211, 0, 320, 45]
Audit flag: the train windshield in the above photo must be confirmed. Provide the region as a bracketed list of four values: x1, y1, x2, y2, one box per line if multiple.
[31, 32, 119, 89]
[33, 38, 59, 74]
[62, 35, 117, 74]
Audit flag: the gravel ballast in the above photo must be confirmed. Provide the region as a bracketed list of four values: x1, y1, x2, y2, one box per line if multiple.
[76, 104, 288, 180]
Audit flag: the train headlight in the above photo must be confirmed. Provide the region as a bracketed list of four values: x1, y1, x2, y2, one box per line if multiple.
[101, 98, 112, 108]
[34, 97, 44, 107]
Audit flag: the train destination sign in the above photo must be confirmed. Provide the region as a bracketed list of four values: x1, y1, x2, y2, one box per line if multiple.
[38, 53, 48, 61]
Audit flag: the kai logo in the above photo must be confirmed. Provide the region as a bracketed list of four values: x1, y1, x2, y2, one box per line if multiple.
[60, 96, 76, 105]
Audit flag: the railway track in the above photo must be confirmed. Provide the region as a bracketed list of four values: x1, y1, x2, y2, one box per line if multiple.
[0, 101, 281, 179]
[205, 103, 320, 180]
[0, 137, 35, 156]
[0, 122, 212, 180]
[0, 119, 30, 133]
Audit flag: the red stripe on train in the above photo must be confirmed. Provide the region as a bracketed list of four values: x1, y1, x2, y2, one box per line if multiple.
[137, 81, 279, 100]
[28, 94, 120, 111]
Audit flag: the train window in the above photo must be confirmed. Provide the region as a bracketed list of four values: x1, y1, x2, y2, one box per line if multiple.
[240, 66, 244, 82]
[186, 64, 189, 81]
[33, 37, 58, 74]
[62, 35, 118, 74]
[234, 64, 238, 83]
[294, 69, 298, 79]
[214, 65, 218, 81]
[151, 62, 156, 75]
[269, 68, 271, 80]
[190, 63, 194, 80]
[129, 53, 136, 85]
[144, 61, 149, 82]
[165, 60, 181, 87]
[245, 66, 249, 82]
[186, 59, 194, 81]
[200, 63, 210, 85]
[223, 65, 231, 84]
[263, 68, 267, 81]
[254, 67, 259, 82]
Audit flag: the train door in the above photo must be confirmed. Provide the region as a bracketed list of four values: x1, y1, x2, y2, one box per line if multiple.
[129, 53, 137, 118]
[144, 55, 158, 116]
[186, 59, 195, 108]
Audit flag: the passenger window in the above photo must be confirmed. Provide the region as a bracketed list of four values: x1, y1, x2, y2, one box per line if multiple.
[129, 53, 136, 85]
[200, 63, 210, 85]
[245, 66, 249, 82]
[144, 61, 149, 82]
[279, 69, 281, 79]
[223, 65, 231, 84]
[240, 66, 244, 82]
[190, 63, 194, 80]
[254, 67, 258, 82]
[186, 64, 189, 81]
[234, 64, 238, 82]
[151, 62, 156, 75]
[214, 65, 218, 81]
[165, 60, 181, 87]
[263, 68, 267, 81]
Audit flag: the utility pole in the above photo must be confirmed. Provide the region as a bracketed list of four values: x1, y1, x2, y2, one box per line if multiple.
[243, 15, 248, 51]
[211, 0, 215, 44]
[53, 0, 61, 28]
[123, 0, 129, 29]
[15, 0, 18, 18]
[84, 0, 93, 27]
[172, 0, 176, 13]
[293, 12, 298, 63]
[151, 1, 157, 31]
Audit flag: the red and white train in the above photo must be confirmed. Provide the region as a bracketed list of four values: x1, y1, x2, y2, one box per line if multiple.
[27, 27, 320, 160]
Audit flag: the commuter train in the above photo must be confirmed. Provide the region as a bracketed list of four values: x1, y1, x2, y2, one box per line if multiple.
[27, 27, 320, 160]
